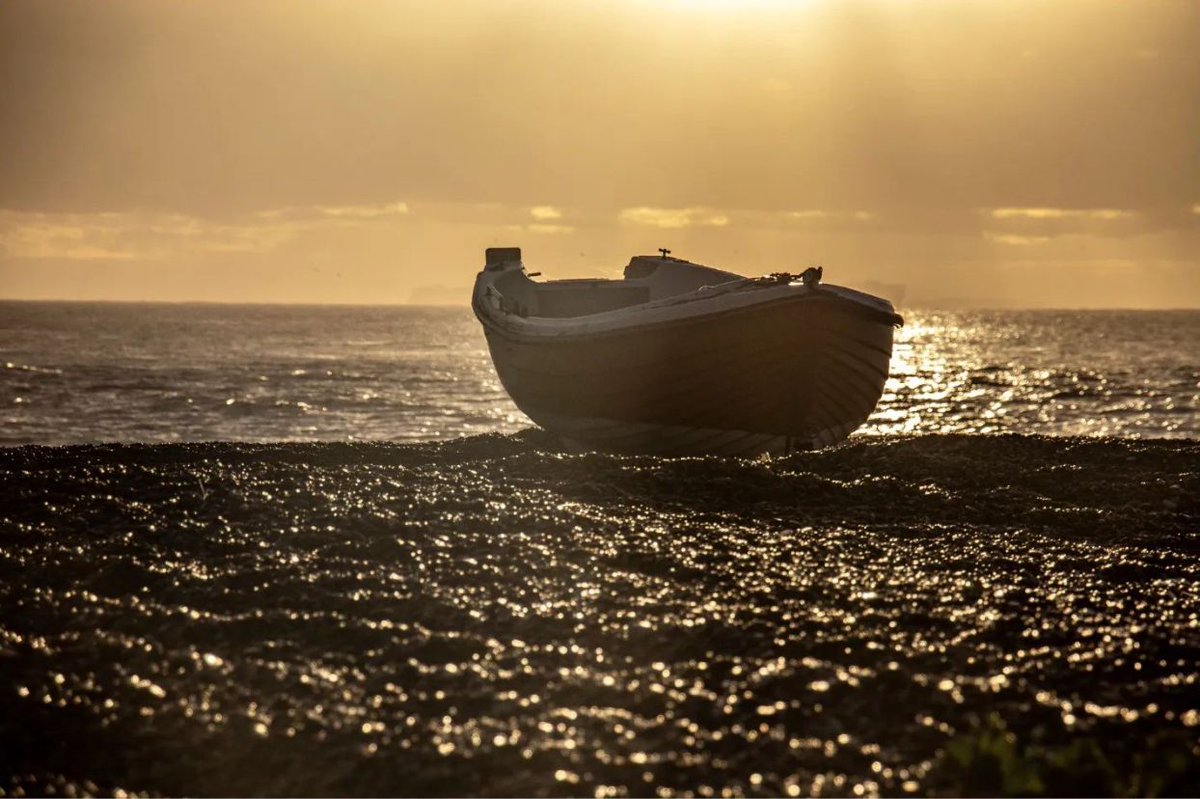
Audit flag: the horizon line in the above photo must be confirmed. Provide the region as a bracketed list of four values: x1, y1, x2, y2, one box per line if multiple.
[2, 297, 1198, 312]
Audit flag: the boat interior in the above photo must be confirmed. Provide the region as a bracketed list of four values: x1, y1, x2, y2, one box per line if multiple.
[483, 248, 744, 319]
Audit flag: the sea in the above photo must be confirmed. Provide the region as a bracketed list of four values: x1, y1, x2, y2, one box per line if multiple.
[2, 302, 1197, 445]
[1, 302, 1198, 797]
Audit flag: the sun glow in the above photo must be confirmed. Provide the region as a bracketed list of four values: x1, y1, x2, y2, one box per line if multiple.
[654, 0, 819, 12]
[1, 0, 1197, 308]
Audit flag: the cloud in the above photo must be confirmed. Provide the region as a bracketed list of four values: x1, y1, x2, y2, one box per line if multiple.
[618, 207, 730, 229]
[983, 232, 1052, 246]
[506, 223, 574, 235]
[783, 210, 876, 231]
[256, 201, 410, 221]
[988, 207, 1136, 221]
[981, 207, 1146, 240]
[787, 210, 874, 222]
[0, 210, 303, 260]
[0, 212, 139, 260]
[315, 201, 409, 219]
[0, 200, 422, 261]
[529, 206, 563, 220]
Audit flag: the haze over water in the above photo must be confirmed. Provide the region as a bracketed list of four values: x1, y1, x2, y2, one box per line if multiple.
[3, 302, 1197, 446]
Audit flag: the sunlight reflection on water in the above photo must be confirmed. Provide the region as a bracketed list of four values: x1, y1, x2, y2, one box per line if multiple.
[866, 310, 1199, 439]
[1, 304, 1196, 444]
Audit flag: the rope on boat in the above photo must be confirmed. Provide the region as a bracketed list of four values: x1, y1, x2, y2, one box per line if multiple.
[764, 266, 823, 288]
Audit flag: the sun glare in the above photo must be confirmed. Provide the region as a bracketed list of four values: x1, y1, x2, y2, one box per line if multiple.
[656, 0, 819, 11]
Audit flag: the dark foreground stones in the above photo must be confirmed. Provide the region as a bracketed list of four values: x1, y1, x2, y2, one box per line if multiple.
[0, 433, 1197, 796]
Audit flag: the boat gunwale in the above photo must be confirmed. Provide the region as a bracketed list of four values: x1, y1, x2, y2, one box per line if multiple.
[473, 279, 903, 345]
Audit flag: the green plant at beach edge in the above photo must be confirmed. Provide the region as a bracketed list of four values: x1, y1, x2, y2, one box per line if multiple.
[927, 713, 1198, 797]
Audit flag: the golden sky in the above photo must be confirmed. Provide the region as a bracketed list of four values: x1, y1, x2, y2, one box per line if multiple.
[1, 0, 1198, 307]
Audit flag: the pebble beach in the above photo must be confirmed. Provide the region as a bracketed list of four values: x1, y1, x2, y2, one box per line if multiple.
[2, 432, 1197, 796]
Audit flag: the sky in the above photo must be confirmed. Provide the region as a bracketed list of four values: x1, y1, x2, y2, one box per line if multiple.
[1, 0, 1198, 307]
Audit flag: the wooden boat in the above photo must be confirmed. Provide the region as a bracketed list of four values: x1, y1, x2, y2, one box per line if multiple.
[473, 247, 902, 455]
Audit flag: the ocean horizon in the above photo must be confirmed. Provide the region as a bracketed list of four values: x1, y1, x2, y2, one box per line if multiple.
[4, 301, 1197, 447]
[5, 297, 1200, 309]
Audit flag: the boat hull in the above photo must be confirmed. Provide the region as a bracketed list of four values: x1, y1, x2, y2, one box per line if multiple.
[479, 291, 896, 455]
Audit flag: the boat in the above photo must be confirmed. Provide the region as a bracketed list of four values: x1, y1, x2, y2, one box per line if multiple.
[472, 247, 903, 456]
